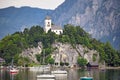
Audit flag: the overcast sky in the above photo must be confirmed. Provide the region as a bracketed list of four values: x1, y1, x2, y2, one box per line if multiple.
[0, 0, 65, 10]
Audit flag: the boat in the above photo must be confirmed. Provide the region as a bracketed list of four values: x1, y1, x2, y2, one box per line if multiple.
[37, 74, 55, 80]
[9, 58, 19, 73]
[80, 77, 93, 80]
[51, 70, 67, 74]
[51, 45, 67, 75]
[29, 65, 50, 72]
[9, 67, 19, 73]
[80, 71, 93, 80]
[36, 50, 55, 80]
[51, 70, 67, 80]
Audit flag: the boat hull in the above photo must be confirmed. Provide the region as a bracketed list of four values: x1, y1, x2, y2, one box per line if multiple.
[51, 70, 67, 74]
[37, 74, 55, 80]
[80, 77, 93, 80]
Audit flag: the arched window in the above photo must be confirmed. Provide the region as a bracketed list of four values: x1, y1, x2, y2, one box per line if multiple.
[47, 22, 50, 27]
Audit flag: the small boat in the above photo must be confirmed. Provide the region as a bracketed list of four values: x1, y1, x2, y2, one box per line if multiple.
[9, 58, 19, 73]
[51, 70, 67, 74]
[9, 67, 19, 73]
[37, 74, 55, 80]
[80, 77, 93, 80]
[29, 65, 50, 72]
[37, 50, 55, 80]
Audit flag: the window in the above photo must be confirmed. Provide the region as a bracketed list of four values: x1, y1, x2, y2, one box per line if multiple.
[59, 31, 62, 34]
[47, 22, 50, 27]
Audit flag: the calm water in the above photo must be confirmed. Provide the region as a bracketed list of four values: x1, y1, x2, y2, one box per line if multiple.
[0, 68, 120, 80]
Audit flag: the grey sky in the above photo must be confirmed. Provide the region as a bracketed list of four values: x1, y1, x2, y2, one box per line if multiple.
[0, 0, 65, 10]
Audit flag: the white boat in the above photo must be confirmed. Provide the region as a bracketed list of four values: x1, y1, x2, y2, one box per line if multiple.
[80, 77, 93, 80]
[37, 50, 55, 80]
[37, 74, 55, 80]
[51, 70, 67, 74]
[29, 65, 50, 72]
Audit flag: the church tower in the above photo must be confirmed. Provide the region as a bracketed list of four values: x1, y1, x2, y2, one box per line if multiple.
[44, 16, 52, 33]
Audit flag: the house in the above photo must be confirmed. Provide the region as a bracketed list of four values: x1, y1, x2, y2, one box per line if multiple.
[44, 16, 63, 35]
[86, 62, 99, 68]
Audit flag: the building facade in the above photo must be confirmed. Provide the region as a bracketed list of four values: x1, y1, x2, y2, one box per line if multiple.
[44, 16, 63, 35]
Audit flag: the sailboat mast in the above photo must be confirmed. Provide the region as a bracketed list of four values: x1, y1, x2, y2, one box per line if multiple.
[43, 49, 45, 65]
[11, 58, 14, 67]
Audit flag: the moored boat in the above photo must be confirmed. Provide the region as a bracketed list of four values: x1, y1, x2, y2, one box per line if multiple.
[37, 50, 55, 80]
[51, 70, 67, 74]
[37, 74, 55, 80]
[9, 67, 19, 73]
[80, 77, 93, 80]
[9, 58, 19, 73]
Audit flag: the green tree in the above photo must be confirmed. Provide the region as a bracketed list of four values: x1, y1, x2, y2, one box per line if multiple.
[48, 58, 54, 65]
[77, 57, 87, 67]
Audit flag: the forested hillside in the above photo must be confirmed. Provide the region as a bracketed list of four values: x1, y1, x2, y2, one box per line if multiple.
[0, 25, 120, 66]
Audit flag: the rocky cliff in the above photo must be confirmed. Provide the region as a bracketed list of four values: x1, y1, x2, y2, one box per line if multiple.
[20, 42, 43, 63]
[21, 42, 99, 66]
[51, 0, 120, 49]
[51, 42, 99, 67]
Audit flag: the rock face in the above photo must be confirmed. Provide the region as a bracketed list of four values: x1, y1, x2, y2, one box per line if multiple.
[21, 42, 43, 63]
[51, 42, 99, 67]
[20, 42, 99, 66]
[51, 0, 120, 49]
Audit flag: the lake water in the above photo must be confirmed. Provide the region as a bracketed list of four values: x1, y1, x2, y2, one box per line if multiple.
[0, 68, 120, 80]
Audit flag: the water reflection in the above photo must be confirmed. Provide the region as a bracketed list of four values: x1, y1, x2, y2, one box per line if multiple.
[68, 69, 79, 80]
[0, 69, 10, 80]
[0, 68, 120, 80]
[10, 73, 16, 80]
[54, 74, 67, 80]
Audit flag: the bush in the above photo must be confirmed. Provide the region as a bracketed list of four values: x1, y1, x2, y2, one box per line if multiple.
[77, 57, 87, 67]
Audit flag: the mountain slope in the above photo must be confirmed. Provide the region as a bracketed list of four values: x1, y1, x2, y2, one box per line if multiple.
[51, 0, 120, 49]
[0, 7, 52, 39]
[0, 0, 120, 49]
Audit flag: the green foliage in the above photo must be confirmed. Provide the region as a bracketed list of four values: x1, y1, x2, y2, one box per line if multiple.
[0, 25, 44, 65]
[103, 42, 120, 66]
[17, 57, 30, 66]
[60, 62, 64, 66]
[77, 57, 87, 67]
[47, 57, 54, 65]
[64, 62, 69, 66]
[93, 54, 97, 62]
[0, 24, 120, 67]
[36, 54, 41, 63]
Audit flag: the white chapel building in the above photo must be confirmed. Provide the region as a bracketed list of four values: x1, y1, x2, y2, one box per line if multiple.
[44, 16, 63, 35]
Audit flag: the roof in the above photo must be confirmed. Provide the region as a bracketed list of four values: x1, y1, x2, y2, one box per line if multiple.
[45, 16, 51, 20]
[51, 25, 63, 30]
[89, 62, 98, 66]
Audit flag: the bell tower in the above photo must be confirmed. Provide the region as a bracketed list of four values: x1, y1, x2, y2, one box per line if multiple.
[44, 16, 52, 33]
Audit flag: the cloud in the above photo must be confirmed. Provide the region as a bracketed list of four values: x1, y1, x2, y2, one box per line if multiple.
[0, 0, 65, 9]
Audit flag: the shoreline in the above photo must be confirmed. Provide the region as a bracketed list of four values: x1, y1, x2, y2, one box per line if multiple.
[104, 67, 120, 69]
